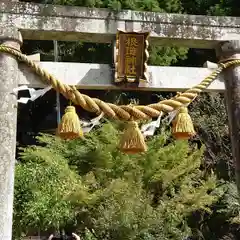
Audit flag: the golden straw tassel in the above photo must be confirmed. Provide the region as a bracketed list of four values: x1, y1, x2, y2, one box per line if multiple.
[172, 107, 196, 140]
[119, 120, 147, 154]
[57, 105, 83, 140]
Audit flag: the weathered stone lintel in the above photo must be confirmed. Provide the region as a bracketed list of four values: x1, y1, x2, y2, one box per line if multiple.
[1, 1, 240, 48]
[19, 62, 225, 91]
[2, 1, 240, 27]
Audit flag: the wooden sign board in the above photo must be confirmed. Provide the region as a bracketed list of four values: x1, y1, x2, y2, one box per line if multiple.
[114, 30, 150, 84]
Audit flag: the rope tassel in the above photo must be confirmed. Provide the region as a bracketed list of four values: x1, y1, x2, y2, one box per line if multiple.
[172, 107, 196, 140]
[119, 121, 147, 154]
[57, 106, 83, 140]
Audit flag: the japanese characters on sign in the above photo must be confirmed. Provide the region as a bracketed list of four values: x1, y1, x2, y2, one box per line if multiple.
[115, 30, 149, 83]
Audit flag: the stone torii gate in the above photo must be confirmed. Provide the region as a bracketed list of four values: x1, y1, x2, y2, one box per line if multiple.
[1, 0, 240, 239]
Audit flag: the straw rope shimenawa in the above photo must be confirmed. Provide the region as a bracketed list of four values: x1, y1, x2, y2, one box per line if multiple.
[1, 44, 240, 120]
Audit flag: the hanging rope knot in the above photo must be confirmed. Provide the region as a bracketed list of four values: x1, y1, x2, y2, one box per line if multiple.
[70, 85, 77, 93]
[65, 86, 76, 100]
[179, 107, 188, 114]
[128, 121, 138, 128]
[176, 92, 182, 97]
[65, 106, 75, 113]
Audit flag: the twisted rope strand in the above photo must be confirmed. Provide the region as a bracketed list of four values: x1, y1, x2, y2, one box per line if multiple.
[1, 45, 239, 120]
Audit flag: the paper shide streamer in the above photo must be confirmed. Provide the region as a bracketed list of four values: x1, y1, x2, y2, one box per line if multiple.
[13, 85, 104, 135]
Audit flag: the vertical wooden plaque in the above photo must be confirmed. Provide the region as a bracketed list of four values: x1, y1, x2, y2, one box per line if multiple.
[114, 30, 150, 83]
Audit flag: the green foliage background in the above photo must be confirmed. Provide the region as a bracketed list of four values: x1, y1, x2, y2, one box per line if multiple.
[15, 123, 227, 239]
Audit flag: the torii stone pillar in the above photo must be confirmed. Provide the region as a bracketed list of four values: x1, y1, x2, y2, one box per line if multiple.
[217, 40, 240, 195]
[0, 24, 22, 239]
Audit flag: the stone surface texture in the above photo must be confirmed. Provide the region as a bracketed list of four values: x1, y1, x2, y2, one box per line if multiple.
[217, 40, 240, 193]
[0, 30, 21, 240]
[18, 62, 225, 91]
[1, 1, 240, 48]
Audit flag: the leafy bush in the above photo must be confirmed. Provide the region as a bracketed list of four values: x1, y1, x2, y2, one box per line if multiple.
[14, 122, 224, 239]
